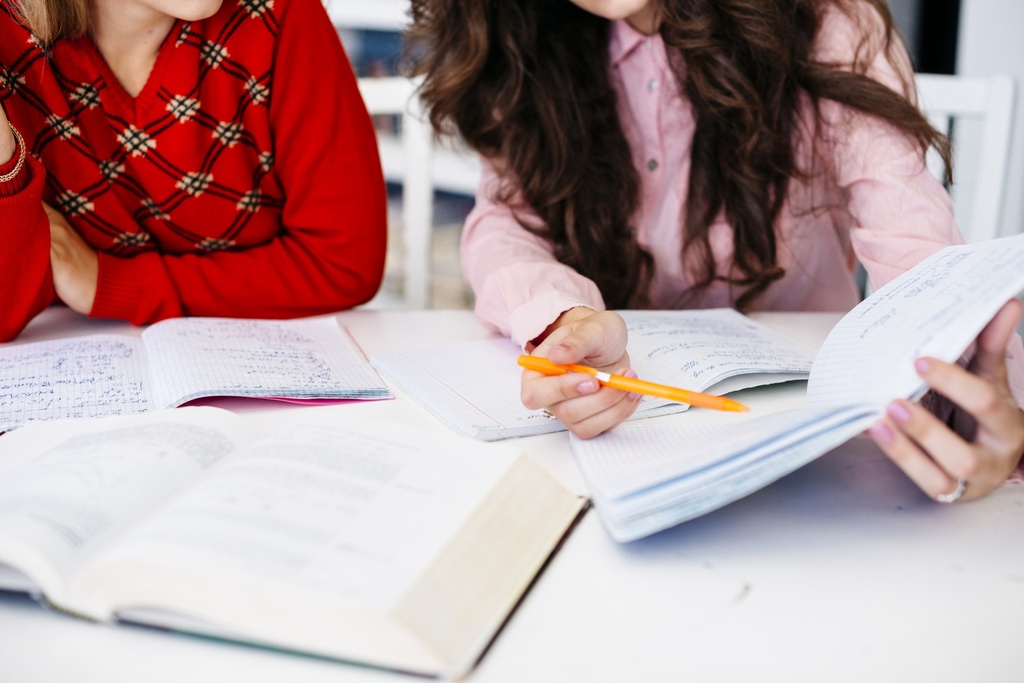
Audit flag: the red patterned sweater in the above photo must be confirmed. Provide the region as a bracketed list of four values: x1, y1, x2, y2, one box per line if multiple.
[0, 0, 387, 341]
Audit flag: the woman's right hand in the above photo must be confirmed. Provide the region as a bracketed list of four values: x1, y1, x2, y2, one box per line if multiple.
[520, 307, 640, 439]
[0, 105, 15, 166]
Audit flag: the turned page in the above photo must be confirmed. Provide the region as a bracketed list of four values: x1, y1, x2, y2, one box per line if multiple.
[70, 412, 524, 634]
[0, 408, 250, 609]
[141, 317, 389, 408]
[620, 309, 815, 395]
[0, 335, 154, 430]
[809, 237, 1024, 409]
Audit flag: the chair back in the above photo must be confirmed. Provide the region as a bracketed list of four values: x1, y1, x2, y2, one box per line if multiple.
[358, 76, 435, 309]
[915, 73, 1017, 242]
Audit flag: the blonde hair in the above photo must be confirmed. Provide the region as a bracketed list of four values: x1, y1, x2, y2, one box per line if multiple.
[16, 0, 90, 42]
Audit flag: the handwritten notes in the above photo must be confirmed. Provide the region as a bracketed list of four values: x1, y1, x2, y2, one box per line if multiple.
[567, 235, 1024, 541]
[372, 309, 815, 441]
[0, 317, 390, 431]
[0, 336, 153, 428]
[622, 309, 816, 393]
[142, 318, 389, 407]
[810, 239, 1024, 408]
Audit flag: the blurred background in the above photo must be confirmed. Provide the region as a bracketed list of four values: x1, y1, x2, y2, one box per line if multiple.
[325, 0, 1024, 310]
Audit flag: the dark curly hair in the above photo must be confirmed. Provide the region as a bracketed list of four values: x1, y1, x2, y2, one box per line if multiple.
[405, 0, 951, 310]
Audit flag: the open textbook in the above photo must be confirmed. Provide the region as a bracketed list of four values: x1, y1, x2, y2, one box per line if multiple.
[571, 234, 1024, 542]
[0, 316, 390, 431]
[0, 407, 584, 678]
[372, 308, 816, 440]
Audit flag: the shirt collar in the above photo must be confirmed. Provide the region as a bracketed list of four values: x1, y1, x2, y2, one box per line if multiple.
[609, 18, 649, 67]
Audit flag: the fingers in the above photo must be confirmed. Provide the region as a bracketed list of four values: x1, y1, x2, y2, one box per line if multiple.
[522, 364, 639, 432]
[542, 311, 628, 368]
[523, 310, 635, 438]
[869, 400, 975, 501]
[870, 338, 1024, 501]
[552, 390, 640, 440]
[916, 356, 1023, 448]
[521, 365, 640, 440]
[971, 299, 1023, 384]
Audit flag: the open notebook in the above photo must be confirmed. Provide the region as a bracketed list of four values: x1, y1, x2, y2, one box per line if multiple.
[0, 316, 390, 430]
[372, 308, 816, 440]
[571, 234, 1024, 541]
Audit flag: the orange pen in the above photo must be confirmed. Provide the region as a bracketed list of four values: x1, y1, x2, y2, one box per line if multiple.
[517, 355, 749, 413]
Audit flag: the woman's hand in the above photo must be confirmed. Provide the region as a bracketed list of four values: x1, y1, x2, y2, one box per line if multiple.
[869, 299, 1024, 502]
[0, 105, 15, 166]
[520, 307, 641, 439]
[45, 203, 99, 315]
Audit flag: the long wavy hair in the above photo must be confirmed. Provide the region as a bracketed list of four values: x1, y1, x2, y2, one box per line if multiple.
[405, 0, 952, 309]
[11, 0, 89, 42]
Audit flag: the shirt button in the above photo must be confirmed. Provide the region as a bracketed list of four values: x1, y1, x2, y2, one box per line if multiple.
[647, 158, 659, 171]
[647, 79, 658, 91]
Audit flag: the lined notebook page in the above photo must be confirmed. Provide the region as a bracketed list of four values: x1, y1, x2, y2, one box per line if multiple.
[809, 237, 1024, 408]
[0, 336, 153, 429]
[371, 338, 684, 441]
[372, 338, 571, 440]
[371, 309, 816, 442]
[142, 318, 390, 408]
[621, 309, 815, 393]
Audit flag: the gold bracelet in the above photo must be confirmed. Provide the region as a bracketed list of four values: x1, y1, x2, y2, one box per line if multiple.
[0, 122, 26, 183]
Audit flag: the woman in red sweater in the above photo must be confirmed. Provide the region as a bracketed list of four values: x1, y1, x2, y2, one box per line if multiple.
[0, 0, 387, 341]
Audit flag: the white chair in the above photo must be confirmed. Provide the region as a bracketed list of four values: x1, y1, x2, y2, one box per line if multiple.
[357, 76, 435, 309]
[858, 73, 1017, 298]
[335, 0, 481, 309]
[914, 73, 1017, 242]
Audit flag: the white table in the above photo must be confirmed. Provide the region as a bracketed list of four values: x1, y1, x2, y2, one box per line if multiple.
[2, 308, 1023, 683]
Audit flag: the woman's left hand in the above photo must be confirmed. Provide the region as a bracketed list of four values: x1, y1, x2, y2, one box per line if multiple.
[45, 203, 98, 315]
[869, 299, 1024, 502]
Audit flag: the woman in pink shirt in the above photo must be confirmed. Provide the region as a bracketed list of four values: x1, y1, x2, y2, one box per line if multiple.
[407, 0, 1024, 503]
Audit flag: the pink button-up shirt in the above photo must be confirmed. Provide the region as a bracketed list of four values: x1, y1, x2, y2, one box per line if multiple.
[460, 6, 1024, 405]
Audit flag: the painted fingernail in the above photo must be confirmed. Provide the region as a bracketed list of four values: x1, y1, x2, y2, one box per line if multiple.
[914, 357, 931, 374]
[887, 401, 911, 424]
[576, 379, 598, 395]
[869, 422, 894, 445]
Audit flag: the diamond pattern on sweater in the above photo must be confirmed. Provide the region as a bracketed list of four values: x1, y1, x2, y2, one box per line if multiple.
[166, 95, 200, 123]
[240, 0, 275, 18]
[1, 0, 287, 254]
[118, 125, 156, 157]
[55, 190, 94, 215]
[46, 115, 80, 140]
[176, 172, 214, 196]
[68, 83, 101, 109]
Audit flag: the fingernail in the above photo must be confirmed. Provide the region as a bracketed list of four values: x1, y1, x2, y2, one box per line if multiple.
[576, 380, 598, 395]
[869, 422, 894, 445]
[914, 357, 931, 374]
[887, 401, 911, 424]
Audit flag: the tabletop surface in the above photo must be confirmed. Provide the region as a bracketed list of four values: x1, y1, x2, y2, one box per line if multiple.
[1, 307, 1022, 683]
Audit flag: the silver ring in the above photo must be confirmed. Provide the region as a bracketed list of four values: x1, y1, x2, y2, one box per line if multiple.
[936, 478, 968, 504]
[540, 408, 559, 420]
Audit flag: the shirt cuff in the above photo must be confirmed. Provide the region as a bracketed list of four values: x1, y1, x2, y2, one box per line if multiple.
[0, 152, 37, 198]
[92, 252, 146, 321]
[507, 289, 605, 348]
